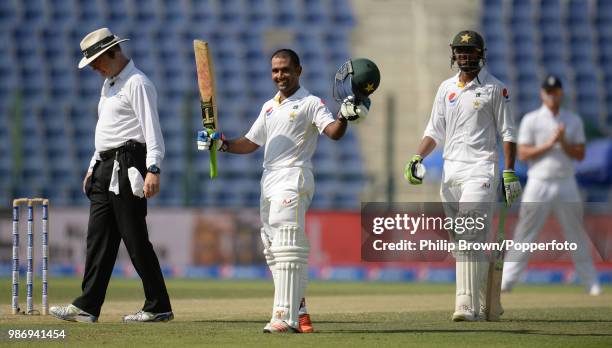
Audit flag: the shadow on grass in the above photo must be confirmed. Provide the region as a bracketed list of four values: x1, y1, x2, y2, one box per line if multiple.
[508, 319, 612, 323]
[194, 320, 263, 324]
[321, 329, 612, 337]
[193, 320, 372, 324]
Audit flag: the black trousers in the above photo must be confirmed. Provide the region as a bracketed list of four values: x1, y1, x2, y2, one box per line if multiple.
[72, 144, 171, 316]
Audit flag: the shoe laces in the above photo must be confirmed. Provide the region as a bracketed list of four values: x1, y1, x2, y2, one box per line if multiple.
[55, 305, 79, 316]
[457, 304, 473, 313]
[127, 310, 149, 320]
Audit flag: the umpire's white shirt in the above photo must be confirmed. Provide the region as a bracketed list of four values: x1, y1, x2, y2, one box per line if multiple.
[424, 68, 516, 163]
[88, 60, 165, 170]
[245, 87, 335, 170]
[518, 105, 585, 180]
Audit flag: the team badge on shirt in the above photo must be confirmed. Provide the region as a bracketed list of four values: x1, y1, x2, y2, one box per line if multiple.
[448, 92, 458, 106]
[502, 88, 510, 101]
[289, 105, 299, 122]
[265, 107, 273, 117]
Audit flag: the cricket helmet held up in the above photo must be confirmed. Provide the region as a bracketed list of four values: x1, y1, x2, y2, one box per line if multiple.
[333, 58, 380, 103]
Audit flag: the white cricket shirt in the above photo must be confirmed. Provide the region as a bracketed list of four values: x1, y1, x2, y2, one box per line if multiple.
[245, 87, 335, 170]
[423, 68, 516, 163]
[518, 105, 585, 180]
[88, 60, 165, 169]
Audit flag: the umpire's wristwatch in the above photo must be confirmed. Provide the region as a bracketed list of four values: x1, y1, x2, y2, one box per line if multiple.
[147, 165, 161, 175]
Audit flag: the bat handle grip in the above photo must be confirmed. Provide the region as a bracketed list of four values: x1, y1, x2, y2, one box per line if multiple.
[207, 128, 218, 179]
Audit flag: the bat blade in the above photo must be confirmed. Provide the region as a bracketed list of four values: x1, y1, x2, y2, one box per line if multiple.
[193, 40, 218, 178]
[485, 206, 507, 321]
[485, 252, 504, 321]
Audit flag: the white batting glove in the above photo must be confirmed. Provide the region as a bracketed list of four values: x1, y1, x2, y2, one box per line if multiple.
[340, 96, 369, 124]
[197, 130, 212, 150]
[197, 129, 225, 151]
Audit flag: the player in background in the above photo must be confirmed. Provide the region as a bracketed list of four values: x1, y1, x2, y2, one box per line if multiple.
[501, 75, 602, 296]
[197, 49, 379, 333]
[404, 30, 521, 321]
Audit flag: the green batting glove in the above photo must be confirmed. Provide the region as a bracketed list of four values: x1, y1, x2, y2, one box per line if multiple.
[404, 155, 426, 185]
[502, 169, 522, 206]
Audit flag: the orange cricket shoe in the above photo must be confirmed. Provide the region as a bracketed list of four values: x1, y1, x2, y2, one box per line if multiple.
[299, 313, 314, 333]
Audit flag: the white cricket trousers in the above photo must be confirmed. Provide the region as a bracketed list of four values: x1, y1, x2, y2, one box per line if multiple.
[259, 167, 314, 328]
[502, 177, 599, 288]
[260, 167, 314, 235]
[440, 159, 499, 315]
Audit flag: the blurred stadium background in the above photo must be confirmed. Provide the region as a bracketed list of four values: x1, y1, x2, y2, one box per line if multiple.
[0, 0, 610, 284]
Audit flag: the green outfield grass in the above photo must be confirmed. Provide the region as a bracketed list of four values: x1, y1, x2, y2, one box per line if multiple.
[0, 278, 611, 347]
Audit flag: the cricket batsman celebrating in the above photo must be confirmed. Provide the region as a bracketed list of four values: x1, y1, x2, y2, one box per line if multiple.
[404, 30, 521, 321]
[197, 49, 380, 333]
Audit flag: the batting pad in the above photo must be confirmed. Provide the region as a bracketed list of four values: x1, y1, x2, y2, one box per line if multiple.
[261, 228, 276, 276]
[478, 261, 490, 314]
[270, 225, 309, 328]
[261, 228, 278, 320]
[456, 250, 484, 314]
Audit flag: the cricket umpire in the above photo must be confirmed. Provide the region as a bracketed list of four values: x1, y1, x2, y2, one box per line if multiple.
[501, 75, 602, 296]
[50, 28, 173, 322]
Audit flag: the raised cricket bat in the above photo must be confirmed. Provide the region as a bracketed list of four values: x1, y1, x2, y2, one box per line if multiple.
[194, 40, 219, 179]
[485, 205, 507, 321]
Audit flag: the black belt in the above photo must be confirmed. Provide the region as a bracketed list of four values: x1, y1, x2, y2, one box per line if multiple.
[99, 140, 146, 161]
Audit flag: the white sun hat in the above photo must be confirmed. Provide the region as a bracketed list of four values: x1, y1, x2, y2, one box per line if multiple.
[78, 27, 129, 69]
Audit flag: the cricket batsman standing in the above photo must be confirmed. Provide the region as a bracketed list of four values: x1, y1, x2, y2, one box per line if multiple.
[196, 49, 380, 333]
[501, 75, 602, 296]
[404, 30, 521, 321]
